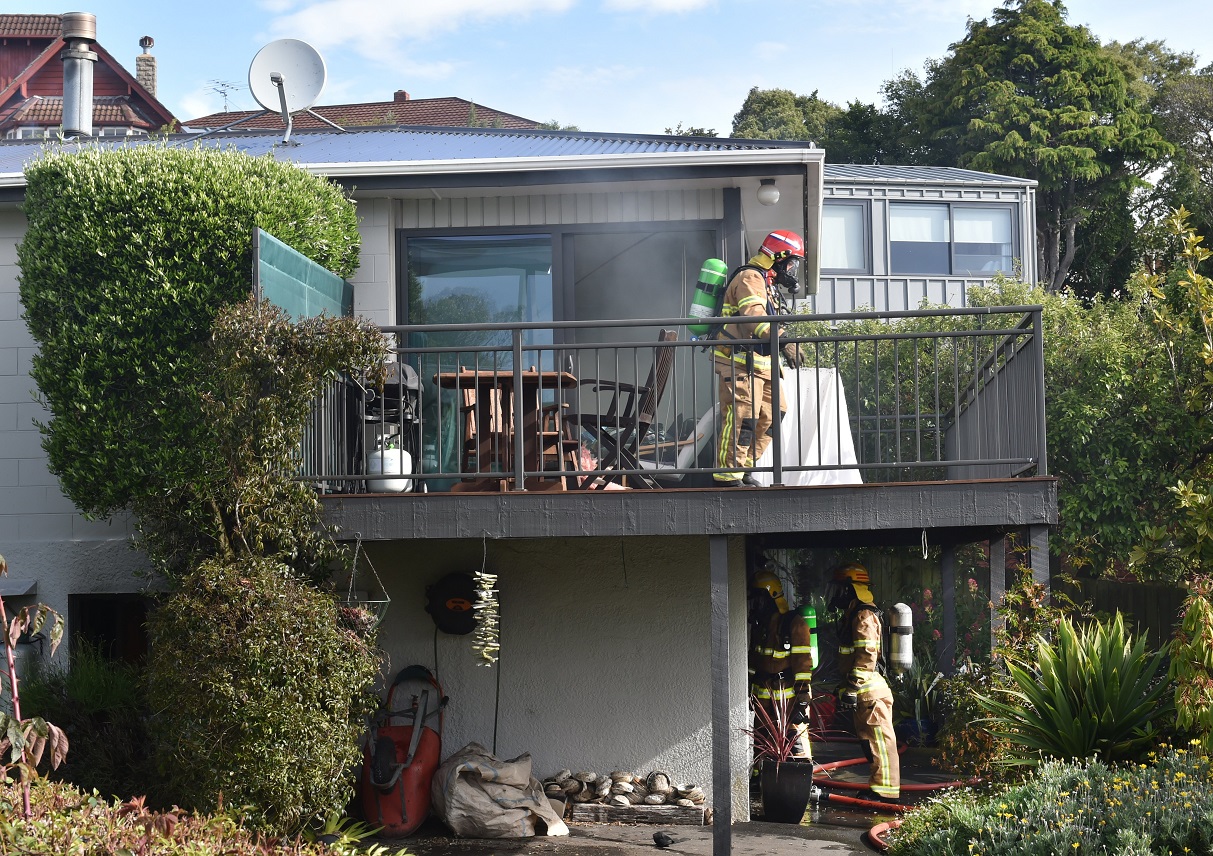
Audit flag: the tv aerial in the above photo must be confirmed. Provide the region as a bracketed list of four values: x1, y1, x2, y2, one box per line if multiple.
[194, 39, 345, 143]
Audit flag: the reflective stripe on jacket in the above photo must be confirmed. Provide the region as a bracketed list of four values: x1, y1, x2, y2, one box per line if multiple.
[713, 266, 776, 378]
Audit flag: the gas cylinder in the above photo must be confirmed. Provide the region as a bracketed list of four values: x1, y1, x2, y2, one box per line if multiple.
[800, 604, 819, 669]
[687, 258, 729, 337]
[889, 602, 913, 674]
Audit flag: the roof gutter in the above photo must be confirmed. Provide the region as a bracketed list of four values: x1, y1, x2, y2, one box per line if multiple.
[1, 144, 824, 188]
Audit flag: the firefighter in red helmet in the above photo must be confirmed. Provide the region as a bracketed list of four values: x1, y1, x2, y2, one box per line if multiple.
[829, 562, 899, 801]
[712, 230, 805, 486]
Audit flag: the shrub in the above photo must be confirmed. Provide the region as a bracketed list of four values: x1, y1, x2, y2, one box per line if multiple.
[0, 779, 395, 856]
[888, 742, 1213, 855]
[146, 557, 381, 832]
[975, 612, 1173, 767]
[18, 144, 361, 528]
[19, 642, 155, 800]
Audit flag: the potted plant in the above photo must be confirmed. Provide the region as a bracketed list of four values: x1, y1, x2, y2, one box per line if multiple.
[892, 659, 942, 746]
[746, 688, 815, 823]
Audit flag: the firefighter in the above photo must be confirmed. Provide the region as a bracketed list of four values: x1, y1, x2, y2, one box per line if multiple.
[748, 570, 816, 760]
[828, 562, 900, 801]
[712, 230, 805, 487]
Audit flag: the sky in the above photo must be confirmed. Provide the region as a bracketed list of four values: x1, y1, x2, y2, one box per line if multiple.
[17, 0, 1213, 136]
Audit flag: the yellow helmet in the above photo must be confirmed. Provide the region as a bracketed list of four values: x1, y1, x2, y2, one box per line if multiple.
[752, 570, 789, 613]
[832, 562, 873, 605]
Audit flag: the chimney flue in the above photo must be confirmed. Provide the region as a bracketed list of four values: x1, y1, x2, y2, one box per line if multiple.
[136, 35, 157, 97]
[60, 12, 98, 137]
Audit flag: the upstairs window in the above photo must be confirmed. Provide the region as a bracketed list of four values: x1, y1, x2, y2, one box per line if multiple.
[890, 203, 1013, 276]
[821, 202, 869, 273]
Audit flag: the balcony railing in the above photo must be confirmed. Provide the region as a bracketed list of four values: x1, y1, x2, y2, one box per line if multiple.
[301, 306, 1046, 493]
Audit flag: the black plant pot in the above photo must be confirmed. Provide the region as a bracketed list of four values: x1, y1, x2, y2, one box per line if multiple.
[759, 759, 815, 823]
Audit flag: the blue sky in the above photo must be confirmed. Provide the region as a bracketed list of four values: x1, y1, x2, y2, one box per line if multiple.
[18, 0, 1213, 135]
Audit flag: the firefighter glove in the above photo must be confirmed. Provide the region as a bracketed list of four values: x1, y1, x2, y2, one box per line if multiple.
[837, 687, 858, 713]
[790, 699, 812, 725]
[781, 341, 802, 369]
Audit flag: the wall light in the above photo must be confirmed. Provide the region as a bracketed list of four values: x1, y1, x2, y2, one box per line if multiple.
[757, 178, 780, 206]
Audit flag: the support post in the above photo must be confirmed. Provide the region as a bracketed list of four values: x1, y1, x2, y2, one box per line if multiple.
[1029, 524, 1049, 592]
[939, 544, 956, 675]
[709, 534, 732, 856]
[989, 536, 1006, 653]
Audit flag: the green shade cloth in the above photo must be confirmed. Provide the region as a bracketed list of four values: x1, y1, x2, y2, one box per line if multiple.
[255, 228, 353, 318]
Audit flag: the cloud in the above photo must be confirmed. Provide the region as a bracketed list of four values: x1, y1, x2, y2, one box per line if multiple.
[601, 0, 714, 11]
[268, 0, 575, 54]
[542, 64, 641, 93]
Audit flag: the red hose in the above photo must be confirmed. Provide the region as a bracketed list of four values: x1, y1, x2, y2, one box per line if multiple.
[867, 818, 902, 851]
[820, 790, 910, 813]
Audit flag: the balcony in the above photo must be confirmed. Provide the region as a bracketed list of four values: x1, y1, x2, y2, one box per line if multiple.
[305, 306, 1056, 542]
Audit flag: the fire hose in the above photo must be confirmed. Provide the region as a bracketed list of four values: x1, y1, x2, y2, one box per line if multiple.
[807, 741, 980, 851]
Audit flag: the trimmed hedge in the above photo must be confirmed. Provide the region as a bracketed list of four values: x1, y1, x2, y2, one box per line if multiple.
[17, 144, 361, 521]
[146, 556, 381, 832]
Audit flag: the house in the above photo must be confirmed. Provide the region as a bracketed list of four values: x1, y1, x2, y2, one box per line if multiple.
[0, 13, 176, 138]
[183, 89, 543, 133]
[0, 123, 1054, 853]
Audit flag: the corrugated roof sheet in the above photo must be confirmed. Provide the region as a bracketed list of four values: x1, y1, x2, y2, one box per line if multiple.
[0, 125, 1029, 188]
[824, 163, 1028, 185]
[0, 14, 60, 38]
[185, 97, 542, 131]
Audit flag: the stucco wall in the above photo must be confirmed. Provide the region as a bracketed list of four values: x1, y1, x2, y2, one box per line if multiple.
[359, 534, 754, 820]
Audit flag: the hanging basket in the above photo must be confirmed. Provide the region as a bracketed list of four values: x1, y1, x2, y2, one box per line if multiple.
[339, 534, 391, 634]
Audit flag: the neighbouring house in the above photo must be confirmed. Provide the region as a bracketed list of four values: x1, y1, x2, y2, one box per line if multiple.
[183, 89, 543, 133]
[0, 121, 1054, 853]
[0, 13, 176, 138]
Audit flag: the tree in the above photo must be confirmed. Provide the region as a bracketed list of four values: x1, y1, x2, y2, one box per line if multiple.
[664, 122, 716, 137]
[912, 0, 1172, 291]
[731, 87, 842, 142]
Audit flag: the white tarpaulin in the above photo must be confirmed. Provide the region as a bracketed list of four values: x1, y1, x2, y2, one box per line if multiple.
[431, 742, 569, 838]
[754, 368, 862, 486]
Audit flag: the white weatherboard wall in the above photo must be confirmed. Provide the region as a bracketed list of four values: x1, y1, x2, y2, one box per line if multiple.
[0, 204, 149, 658]
[361, 534, 754, 820]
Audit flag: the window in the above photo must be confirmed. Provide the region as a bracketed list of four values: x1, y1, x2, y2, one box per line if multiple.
[890, 203, 1014, 276]
[821, 202, 869, 272]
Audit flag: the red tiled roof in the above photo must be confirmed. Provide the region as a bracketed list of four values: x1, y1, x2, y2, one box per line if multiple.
[2, 95, 160, 129]
[0, 14, 61, 38]
[185, 96, 541, 131]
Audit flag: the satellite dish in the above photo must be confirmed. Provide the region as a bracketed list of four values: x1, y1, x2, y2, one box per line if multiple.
[248, 39, 326, 114]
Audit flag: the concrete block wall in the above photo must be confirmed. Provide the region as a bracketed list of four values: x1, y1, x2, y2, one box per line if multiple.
[0, 204, 146, 659]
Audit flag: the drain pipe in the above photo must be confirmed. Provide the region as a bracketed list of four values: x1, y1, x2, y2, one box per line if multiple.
[61, 12, 98, 138]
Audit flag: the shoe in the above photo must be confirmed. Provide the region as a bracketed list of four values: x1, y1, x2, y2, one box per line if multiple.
[715, 478, 742, 487]
[856, 789, 900, 804]
[741, 474, 762, 486]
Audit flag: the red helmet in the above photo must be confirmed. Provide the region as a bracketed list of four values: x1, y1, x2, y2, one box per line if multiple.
[758, 230, 805, 263]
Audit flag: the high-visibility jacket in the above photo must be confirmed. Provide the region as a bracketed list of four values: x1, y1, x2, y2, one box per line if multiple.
[749, 610, 817, 706]
[837, 602, 892, 702]
[712, 265, 779, 379]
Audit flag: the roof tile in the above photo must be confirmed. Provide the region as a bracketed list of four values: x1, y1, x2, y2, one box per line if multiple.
[185, 96, 541, 131]
[0, 14, 61, 39]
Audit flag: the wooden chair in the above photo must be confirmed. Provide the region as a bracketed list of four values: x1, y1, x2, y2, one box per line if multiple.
[575, 329, 678, 490]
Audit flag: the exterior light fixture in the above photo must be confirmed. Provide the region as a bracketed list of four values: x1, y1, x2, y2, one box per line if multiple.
[757, 178, 780, 206]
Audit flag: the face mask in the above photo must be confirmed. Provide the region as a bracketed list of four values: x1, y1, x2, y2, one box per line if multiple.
[774, 257, 801, 292]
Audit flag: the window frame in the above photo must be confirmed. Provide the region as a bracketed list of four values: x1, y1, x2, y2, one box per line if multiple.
[820, 200, 872, 275]
[888, 201, 1018, 277]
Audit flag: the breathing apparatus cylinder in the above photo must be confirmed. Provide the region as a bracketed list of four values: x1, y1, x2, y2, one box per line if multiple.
[889, 602, 913, 675]
[800, 604, 819, 669]
[686, 257, 729, 337]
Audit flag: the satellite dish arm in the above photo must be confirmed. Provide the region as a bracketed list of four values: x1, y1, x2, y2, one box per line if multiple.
[270, 72, 294, 142]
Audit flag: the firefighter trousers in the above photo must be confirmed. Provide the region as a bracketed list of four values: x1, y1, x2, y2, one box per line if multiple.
[715, 367, 785, 482]
[854, 694, 899, 798]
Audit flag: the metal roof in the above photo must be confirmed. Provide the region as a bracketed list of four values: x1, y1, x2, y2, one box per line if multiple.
[824, 162, 1032, 185]
[0, 125, 1029, 188]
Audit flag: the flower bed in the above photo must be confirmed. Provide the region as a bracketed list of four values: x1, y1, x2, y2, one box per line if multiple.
[888, 742, 1213, 855]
